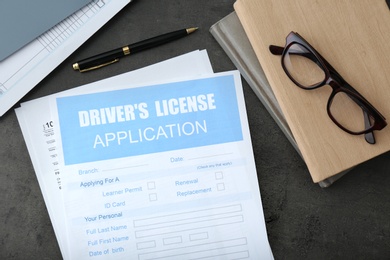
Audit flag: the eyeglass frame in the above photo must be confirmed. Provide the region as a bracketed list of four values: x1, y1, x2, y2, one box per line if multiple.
[269, 31, 387, 144]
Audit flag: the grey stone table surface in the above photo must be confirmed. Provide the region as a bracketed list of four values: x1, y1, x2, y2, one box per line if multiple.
[1, 1, 389, 259]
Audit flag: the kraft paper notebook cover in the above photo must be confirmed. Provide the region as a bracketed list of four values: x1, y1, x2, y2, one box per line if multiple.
[234, 0, 390, 182]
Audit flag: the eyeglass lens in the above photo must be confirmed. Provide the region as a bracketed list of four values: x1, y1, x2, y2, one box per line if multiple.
[329, 92, 375, 133]
[283, 43, 374, 133]
[283, 43, 325, 88]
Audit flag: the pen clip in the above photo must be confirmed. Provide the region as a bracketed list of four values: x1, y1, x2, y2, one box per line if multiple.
[78, 59, 120, 72]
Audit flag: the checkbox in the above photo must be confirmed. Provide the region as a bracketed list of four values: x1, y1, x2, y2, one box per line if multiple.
[147, 181, 156, 190]
[149, 193, 157, 201]
[215, 171, 224, 180]
[217, 183, 225, 191]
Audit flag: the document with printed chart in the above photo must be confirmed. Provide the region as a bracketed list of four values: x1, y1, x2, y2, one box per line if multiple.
[0, 0, 130, 117]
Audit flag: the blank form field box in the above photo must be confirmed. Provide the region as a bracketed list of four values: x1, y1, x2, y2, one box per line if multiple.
[217, 183, 225, 191]
[136, 240, 156, 250]
[147, 181, 156, 190]
[149, 193, 157, 201]
[163, 236, 183, 245]
[189, 232, 209, 241]
[215, 171, 223, 180]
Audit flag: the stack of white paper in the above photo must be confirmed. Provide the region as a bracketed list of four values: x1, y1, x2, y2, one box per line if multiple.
[16, 50, 273, 259]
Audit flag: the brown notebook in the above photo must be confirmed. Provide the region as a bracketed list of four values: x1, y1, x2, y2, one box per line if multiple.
[234, 0, 390, 182]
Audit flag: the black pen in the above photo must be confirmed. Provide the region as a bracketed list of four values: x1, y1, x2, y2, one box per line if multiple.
[72, 27, 198, 72]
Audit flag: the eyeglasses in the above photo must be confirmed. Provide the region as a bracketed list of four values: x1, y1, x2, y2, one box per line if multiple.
[269, 31, 387, 144]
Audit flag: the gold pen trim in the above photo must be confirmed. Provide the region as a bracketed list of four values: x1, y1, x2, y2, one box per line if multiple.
[123, 46, 130, 55]
[75, 59, 120, 73]
[186, 27, 198, 34]
[73, 63, 80, 71]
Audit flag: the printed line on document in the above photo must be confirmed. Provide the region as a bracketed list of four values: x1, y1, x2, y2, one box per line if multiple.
[188, 153, 233, 160]
[103, 164, 149, 172]
[1, 49, 47, 86]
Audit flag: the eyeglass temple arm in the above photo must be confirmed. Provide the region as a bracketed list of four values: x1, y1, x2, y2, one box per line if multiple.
[363, 112, 375, 144]
[269, 45, 284, 55]
[270, 45, 376, 144]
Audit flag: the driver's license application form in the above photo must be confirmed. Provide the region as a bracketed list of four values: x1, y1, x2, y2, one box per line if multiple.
[51, 70, 272, 259]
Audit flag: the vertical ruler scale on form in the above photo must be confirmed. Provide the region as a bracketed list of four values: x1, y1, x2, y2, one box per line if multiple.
[37, 1, 105, 52]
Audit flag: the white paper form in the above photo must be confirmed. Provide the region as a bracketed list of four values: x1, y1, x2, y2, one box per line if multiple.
[51, 70, 272, 259]
[15, 50, 214, 259]
[0, 0, 131, 117]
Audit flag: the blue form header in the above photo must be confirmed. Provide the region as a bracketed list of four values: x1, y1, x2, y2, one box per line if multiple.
[56, 74, 243, 165]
